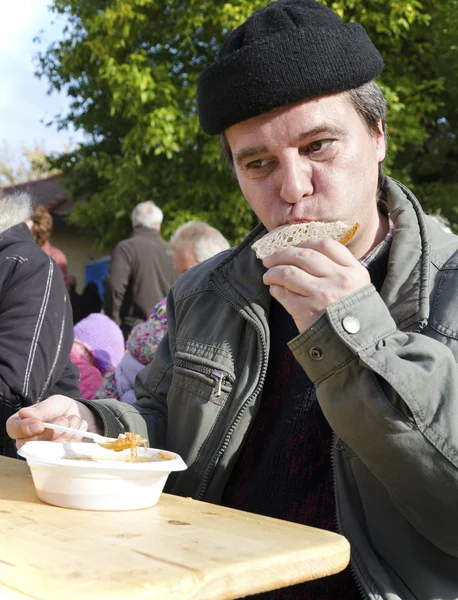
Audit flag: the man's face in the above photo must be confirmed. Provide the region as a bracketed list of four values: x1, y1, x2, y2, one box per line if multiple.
[173, 246, 198, 275]
[226, 92, 386, 257]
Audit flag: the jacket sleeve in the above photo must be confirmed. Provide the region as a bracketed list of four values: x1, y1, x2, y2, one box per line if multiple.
[0, 251, 79, 454]
[289, 283, 458, 557]
[87, 293, 175, 446]
[103, 244, 131, 325]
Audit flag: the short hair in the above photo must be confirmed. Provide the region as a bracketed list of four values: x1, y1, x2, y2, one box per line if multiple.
[0, 191, 32, 234]
[30, 203, 53, 247]
[170, 221, 230, 263]
[220, 80, 388, 185]
[132, 201, 163, 228]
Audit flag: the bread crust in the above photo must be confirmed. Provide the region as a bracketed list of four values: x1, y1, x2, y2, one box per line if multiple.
[252, 221, 359, 259]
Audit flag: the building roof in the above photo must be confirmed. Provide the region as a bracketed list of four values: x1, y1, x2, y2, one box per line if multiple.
[1, 174, 73, 216]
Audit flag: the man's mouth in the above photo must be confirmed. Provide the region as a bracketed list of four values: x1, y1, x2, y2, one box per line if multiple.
[283, 218, 326, 225]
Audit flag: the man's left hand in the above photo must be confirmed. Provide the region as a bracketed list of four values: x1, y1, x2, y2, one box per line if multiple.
[262, 238, 371, 334]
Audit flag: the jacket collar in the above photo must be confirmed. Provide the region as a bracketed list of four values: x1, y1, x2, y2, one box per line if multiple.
[131, 226, 161, 238]
[213, 178, 439, 332]
[0, 221, 35, 251]
[379, 178, 430, 330]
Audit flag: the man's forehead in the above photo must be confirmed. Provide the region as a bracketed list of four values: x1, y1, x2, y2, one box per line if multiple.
[227, 95, 353, 159]
[228, 92, 352, 133]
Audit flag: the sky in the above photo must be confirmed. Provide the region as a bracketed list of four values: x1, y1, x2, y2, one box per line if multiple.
[0, 0, 84, 163]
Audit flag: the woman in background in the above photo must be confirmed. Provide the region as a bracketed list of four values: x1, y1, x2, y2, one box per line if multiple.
[26, 203, 69, 291]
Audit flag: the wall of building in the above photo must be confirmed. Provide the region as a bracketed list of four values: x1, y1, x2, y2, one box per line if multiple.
[51, 225, 107, 293]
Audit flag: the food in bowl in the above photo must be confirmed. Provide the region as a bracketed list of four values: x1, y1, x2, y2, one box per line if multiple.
[18, 441, 187, 511]
[97, 431, 148, 460]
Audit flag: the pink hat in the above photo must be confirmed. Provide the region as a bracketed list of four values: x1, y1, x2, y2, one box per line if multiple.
[74, 313, 125, 374]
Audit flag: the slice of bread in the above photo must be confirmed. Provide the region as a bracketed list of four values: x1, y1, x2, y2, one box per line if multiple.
[252, 221, 359, 260]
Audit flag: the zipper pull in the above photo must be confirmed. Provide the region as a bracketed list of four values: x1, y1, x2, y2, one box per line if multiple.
[211, 370, 225, 397]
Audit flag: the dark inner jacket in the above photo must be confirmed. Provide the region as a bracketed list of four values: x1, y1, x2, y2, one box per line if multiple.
[103, 226, 178, 336]
[0, 223, 80, 457]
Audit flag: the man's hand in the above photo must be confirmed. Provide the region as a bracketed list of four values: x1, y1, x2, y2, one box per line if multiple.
[6, 395, 101, 450]
[262, 238, 371, 334]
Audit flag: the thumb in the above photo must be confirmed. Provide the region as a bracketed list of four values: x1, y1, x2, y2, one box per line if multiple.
[18, 405, 48, 421]
[18, 395, 72, 423]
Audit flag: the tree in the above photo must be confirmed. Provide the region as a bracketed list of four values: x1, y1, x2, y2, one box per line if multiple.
[36, 0, 458, 249]
[0, 141, 60, 187]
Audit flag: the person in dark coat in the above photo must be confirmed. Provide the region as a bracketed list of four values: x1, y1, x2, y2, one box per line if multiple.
[0, 191, 81, 457]
[103, 201, 178, 340]
[81, 281, 102, 315]
[68, 274, 85, 324]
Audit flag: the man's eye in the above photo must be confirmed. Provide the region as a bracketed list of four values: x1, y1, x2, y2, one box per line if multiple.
[308, 140, 332, 153]
[246, 159, 269, 170]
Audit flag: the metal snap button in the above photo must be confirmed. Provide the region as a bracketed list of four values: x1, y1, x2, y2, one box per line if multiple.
[342, 316, 361, 334]
[309, 347, 324, 361]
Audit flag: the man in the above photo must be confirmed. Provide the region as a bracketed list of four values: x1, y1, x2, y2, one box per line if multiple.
[0, 192, 80, 457]
[170, 220, 230, 274]
[103, 200, 178, 339]
[7, 1, 458, 598]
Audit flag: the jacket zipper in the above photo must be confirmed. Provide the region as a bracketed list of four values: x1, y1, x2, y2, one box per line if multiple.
[332, 434, 370, 599]
[174, 359, 232, 398]
[195, 280, 269, 500]
[210, 370, 226, 397]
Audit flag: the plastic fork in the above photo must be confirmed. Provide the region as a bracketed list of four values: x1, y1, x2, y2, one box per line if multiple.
[42, 422, 119, 449]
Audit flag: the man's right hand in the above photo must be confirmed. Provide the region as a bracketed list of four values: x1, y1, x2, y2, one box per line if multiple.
[6, 395, 101, 450]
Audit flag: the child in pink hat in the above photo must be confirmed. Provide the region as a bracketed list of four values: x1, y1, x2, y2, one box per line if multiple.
[70, 313, 125, 399]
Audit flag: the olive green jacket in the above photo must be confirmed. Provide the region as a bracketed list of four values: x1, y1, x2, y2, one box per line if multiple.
[91, 178, 458, 599]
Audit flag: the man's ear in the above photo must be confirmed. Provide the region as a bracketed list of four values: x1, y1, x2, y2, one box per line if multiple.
[375, 119, 386, 162]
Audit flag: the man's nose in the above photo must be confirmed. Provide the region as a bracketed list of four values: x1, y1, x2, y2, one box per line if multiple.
[279, 156, 313, 204]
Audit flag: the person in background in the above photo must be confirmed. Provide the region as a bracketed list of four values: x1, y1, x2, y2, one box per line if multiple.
[68, 274, 85, 324]
[69, 277, 103, 325]
[26, 203, 69, 291]
[169, 220, 231, 275]
[81, 281, 102, 315]
[8, 1, 458, 597]
[70, 313, 125, 400]
[0, 192, 80, 457]
[95, 221, 230, 403]
[103, 200, 178, 341]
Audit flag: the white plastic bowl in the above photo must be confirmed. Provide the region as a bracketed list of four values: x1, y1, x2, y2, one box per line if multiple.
[18, 441, 187, 511]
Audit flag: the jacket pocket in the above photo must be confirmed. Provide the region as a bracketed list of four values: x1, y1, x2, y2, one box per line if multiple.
[166, 351, 235, 469]
[174, 356, 234, 407]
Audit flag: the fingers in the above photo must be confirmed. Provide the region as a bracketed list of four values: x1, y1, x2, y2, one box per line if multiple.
[52, 415, 89, 443]
[7, 395, 90, 449]
[9, 415, 53, 448]
[263, 264, 316, 296]
[18, 394, 79, 424]
[263, 238, 356, 270]
[14, 416, 89, 449]
[268, 285, 324, 334]
[261, 237, 371, 335]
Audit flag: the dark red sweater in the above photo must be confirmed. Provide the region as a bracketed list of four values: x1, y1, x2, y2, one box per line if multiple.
[222, 299, 359, 599]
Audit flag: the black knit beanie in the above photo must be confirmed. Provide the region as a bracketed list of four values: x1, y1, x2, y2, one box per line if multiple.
[198, 0, 384, 135]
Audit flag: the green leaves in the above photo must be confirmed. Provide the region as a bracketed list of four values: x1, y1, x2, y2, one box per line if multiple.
[39, 0, 458, 250]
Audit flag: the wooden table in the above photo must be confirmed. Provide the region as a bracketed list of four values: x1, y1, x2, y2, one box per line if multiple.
[0, 455, 350, 600]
